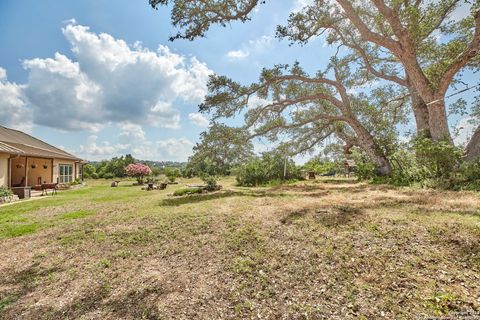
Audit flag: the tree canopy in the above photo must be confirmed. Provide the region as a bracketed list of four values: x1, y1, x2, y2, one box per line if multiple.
[150, 0, 480, 171]
[187, 124, 255, 176]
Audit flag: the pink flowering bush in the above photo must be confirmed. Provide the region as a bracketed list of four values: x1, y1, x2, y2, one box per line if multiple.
[125, 163, 152, 184]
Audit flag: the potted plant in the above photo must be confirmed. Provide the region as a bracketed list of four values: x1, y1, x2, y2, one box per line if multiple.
[43, 164, 48, 169]
[31, 163, 37, 169]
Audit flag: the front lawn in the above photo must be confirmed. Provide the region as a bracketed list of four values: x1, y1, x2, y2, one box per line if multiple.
[0, 178, 479, 319]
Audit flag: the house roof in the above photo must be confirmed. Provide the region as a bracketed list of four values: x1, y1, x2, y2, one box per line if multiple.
[0, 125, 82, 161]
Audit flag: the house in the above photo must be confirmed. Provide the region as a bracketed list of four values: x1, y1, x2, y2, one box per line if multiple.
[0, 125, 84, 191]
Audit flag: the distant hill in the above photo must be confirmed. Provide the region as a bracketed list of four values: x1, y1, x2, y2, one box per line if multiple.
[138, 160, 186, 168]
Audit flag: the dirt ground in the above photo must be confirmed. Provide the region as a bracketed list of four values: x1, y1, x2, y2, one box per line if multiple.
[0, 178, 479, 319]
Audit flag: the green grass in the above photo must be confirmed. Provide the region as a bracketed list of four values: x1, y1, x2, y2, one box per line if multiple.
[0, 296, 14, 311]
[59, 210, 94, 220]
[0, 222, 40, 238]
[0, 177, 479, 319]
[172, 187, 203, 196]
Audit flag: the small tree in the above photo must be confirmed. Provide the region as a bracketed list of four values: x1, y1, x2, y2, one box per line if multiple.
[125, 163, 152, 185]
[164, 167, 181, 183]
[82, 163, 96, 179]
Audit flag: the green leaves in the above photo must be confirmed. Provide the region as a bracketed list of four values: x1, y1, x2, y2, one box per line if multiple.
[187, 124, 254, 176]
[149, 0, 261, 41]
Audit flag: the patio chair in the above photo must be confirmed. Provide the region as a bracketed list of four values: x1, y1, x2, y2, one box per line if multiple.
[12, 177, 25, 187]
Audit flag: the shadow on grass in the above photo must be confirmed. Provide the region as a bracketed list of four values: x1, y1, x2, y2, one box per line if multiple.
[0, 263, 62, 314]
[159, 190, 290, 206]
[313, 205, 364, 227]
[9, 283, 113, 319]
[316, 178, 360, 185]
[279, 205, 364, 228]
[271, 182, 372, 195]
[18, 280, 166, 319]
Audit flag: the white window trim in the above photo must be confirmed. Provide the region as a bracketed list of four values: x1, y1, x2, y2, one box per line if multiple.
[59, 164, 73, 184]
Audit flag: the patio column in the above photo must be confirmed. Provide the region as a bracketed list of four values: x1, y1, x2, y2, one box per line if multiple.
[25, 157, 28, 186]
[8, 157, 11, 187]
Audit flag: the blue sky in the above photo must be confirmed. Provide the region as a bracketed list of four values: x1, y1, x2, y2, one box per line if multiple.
[0, 0, 477, 162]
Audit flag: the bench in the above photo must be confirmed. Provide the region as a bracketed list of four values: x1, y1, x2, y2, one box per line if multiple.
[41, 183, 58, 196]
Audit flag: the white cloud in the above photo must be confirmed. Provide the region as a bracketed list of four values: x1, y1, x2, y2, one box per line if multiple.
[247, 95, 271, 110]
[148, 101, 180, 129]
[129, 137, 194, 161]
[292, 0, 315, 12]
[0, 67, 6, 81]
[0, 67, 33, 132]
[226, 49, 250, 60]
[249, 35, 274, 51]
[20, 22, 213, 132]
[78, 134, 194, 161]
[79, 135, 129, 157]
[188, 112, 210, 127]
[118, 122, 146, 141]
[226, 35, 274, 61]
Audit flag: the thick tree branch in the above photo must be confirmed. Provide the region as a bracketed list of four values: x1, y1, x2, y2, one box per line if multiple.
[437, 9, 480, 97]
[336, 0, 402, 54]
[248, 120, 337, 140]
[289, 129, 336, 155]
[246, 92, 347, 127]
[371, 0, 407, 40]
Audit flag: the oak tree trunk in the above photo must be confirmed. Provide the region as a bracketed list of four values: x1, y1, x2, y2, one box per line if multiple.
[410, 89, 431, 138]
[465, 125, 480, 162]
[426, 100, 452, 143]
[348, 119, 392, 175]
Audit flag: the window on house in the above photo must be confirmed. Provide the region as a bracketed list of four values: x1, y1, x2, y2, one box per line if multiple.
[59, 164, 73, 183]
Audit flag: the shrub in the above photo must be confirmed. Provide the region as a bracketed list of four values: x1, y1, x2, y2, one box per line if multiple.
[302, 158, 340, 175]
[164, 167, 181, 183]
[173, 187, 203, 196]
[236, 153, 301, 186]
[151, 167, 162, 176]
[355, 161, 377, 180]
[413, 138, 463, 178]
[83, 163, 96, 179]
[70, 178, 81, 186]
[367, 139, 480, 190]
[202, 175, 220, 191]
[181, 166, 194, 178]
[103, 172, 115, 180]
[0, 186, 13, 197]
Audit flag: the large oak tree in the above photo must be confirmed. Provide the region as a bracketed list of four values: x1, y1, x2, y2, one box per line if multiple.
[150, 0, 480, 160]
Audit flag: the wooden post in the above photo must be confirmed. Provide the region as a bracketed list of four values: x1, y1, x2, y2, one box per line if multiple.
[7, 157, 11, 188]
[25, 157, 28, 186]
[283, 157, 287, 179]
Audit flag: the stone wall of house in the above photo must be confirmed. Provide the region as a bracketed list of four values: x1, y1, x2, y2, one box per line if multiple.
[0, 153, 9, 188]
[53, 159, 78, 183]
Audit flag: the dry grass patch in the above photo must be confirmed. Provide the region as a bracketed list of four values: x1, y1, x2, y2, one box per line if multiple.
[0, 178, 479, 319]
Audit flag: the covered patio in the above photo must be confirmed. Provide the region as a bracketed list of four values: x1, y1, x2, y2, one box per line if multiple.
[10, 156, 54, 189]
[0, 125, 85, 199]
